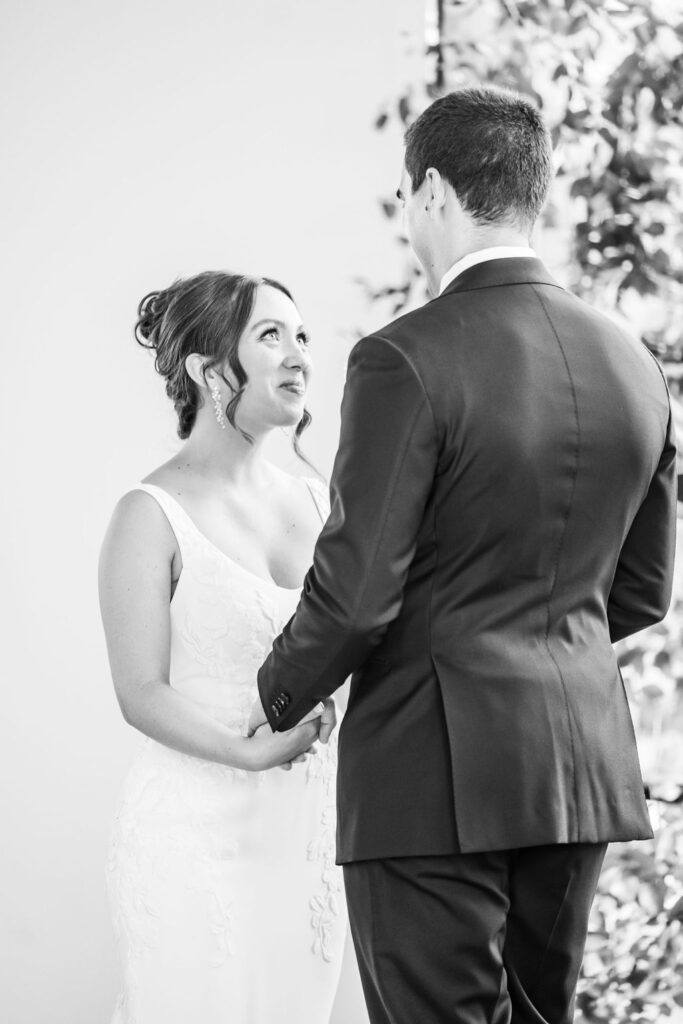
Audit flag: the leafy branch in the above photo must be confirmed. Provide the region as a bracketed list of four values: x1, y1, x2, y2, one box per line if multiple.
[369, 0, 683, 372]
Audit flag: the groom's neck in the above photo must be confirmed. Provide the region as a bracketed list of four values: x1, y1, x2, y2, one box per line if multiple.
[448, 224, 533, 266]
[424, 224, 533, 297]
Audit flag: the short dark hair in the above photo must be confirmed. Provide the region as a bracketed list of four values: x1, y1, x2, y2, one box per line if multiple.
[404, 86, 552, 229]
[135, 271, 311, 455]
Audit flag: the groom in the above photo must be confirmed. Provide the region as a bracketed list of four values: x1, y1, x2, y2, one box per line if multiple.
[250, 87, 677, 1023]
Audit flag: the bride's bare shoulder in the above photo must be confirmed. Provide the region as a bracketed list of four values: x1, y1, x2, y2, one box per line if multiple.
[105, 490, 165, 545]
[103, 477, 179, 557]
[99, 485, 180, 596]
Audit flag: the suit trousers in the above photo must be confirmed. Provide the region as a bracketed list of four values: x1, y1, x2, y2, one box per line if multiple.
[343, 843, 607, 1024]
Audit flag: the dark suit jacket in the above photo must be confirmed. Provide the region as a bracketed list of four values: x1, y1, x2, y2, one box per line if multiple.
[258, 257, 676, 862]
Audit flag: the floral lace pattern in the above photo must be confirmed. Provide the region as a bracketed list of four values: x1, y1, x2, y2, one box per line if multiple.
[106, 483, 346, 1024]
[306, 735, 343, 962]
[298, 477, 344, 960]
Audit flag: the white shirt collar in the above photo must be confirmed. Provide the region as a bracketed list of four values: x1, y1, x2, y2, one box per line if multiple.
[439, 246, 536, 295]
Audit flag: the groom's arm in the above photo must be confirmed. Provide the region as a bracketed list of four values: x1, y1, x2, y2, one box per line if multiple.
[607, 405, 677, 643]
[258, 333, 439, 731]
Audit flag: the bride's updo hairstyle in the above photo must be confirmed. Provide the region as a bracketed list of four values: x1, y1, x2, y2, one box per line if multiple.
[135, 271, 312, 454]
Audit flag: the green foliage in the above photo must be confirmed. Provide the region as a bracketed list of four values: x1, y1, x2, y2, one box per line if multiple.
[576, 804, 683, 1022]
[618, 587, 683, 796]
[372, 0, 683, 367]
[583, 567, 683, 1020]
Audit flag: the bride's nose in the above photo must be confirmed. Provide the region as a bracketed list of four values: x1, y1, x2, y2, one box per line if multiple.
[282, 343, 311, 373]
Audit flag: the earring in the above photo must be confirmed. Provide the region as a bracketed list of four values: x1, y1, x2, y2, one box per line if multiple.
[210, 383, 226, 429]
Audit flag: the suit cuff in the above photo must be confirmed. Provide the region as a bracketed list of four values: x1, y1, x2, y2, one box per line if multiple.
[258, 670, 322, 732]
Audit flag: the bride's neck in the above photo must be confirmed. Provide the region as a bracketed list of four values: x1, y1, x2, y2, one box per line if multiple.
[177, 414, 270, 487]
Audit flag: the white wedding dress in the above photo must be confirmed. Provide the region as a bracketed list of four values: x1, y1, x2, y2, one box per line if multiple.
[107, 481, 346, 1024]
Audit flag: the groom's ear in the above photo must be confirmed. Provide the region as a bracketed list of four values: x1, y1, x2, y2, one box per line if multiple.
[424, 167, 447, 213]
[185, 353, 210, 390]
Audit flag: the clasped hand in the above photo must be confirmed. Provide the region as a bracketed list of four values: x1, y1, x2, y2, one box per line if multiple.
[247, 697, 337, 772]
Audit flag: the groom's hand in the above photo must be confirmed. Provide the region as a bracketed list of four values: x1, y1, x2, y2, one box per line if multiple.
[317, 698, 337, 744]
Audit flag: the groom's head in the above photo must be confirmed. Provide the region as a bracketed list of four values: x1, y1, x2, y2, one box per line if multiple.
[398, 87, 553, 292]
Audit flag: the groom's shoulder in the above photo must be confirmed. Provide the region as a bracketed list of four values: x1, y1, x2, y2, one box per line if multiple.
[380, 296, 448, 338]
[356, 299, 448, 365]
[547, 285, 668, 379]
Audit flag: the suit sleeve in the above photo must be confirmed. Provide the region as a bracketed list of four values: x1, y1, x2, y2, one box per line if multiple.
[608, 402, 677, 643]
[258, 333, 439, 730]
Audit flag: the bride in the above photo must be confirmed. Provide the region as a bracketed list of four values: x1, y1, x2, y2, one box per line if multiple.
[99, 271, 347, 1023]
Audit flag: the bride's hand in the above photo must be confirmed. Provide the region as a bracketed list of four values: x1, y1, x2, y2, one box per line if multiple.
[246, 719, 320, 772]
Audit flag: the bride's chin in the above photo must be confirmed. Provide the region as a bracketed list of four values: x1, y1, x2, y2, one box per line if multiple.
[275, 401, 306, 427]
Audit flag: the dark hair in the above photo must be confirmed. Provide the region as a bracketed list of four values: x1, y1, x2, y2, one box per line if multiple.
[404, 86, 552, 229]
[135, 271, 312, 459]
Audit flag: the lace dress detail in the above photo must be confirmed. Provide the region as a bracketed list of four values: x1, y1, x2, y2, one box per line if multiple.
[106, 481, 346, 1024]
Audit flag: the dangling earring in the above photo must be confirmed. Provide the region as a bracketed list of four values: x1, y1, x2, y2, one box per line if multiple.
[210, 383, 226, 429]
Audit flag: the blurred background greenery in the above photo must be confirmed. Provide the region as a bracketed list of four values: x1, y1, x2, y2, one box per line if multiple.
[368, 1, 683, 1018]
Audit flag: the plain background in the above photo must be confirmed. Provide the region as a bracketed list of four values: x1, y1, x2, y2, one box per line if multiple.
[0, 0, 434, 1020]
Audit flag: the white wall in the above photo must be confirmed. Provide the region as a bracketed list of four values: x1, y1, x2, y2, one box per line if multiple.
[0, 2, 424, 1020]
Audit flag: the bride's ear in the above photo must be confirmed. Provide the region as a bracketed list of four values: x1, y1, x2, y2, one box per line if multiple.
[185, 353, 211, 390]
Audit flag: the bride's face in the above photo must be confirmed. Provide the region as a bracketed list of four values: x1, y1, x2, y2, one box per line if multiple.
[230, 284, 312, 433]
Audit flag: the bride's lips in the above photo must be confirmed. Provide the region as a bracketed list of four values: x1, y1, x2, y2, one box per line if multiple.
[279, 380, 306, 396]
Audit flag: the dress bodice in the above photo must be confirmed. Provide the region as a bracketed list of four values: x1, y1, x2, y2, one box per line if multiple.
[135, 481, 326, 735]
[107, 477, 346, 1024]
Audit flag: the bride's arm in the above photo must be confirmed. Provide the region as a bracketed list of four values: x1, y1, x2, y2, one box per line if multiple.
[98, 491, 318, 771]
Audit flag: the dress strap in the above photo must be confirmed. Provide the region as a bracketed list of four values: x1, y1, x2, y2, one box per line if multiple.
[304, 477, 330, 525]
[134, 482, 194, 557]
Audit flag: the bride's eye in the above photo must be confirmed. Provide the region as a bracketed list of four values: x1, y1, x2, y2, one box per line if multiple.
[259, 326, 279, 341]
[297, 331, 310, 347]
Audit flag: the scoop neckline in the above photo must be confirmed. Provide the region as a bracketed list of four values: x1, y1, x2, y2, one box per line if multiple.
[138, 482, 302, 594]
